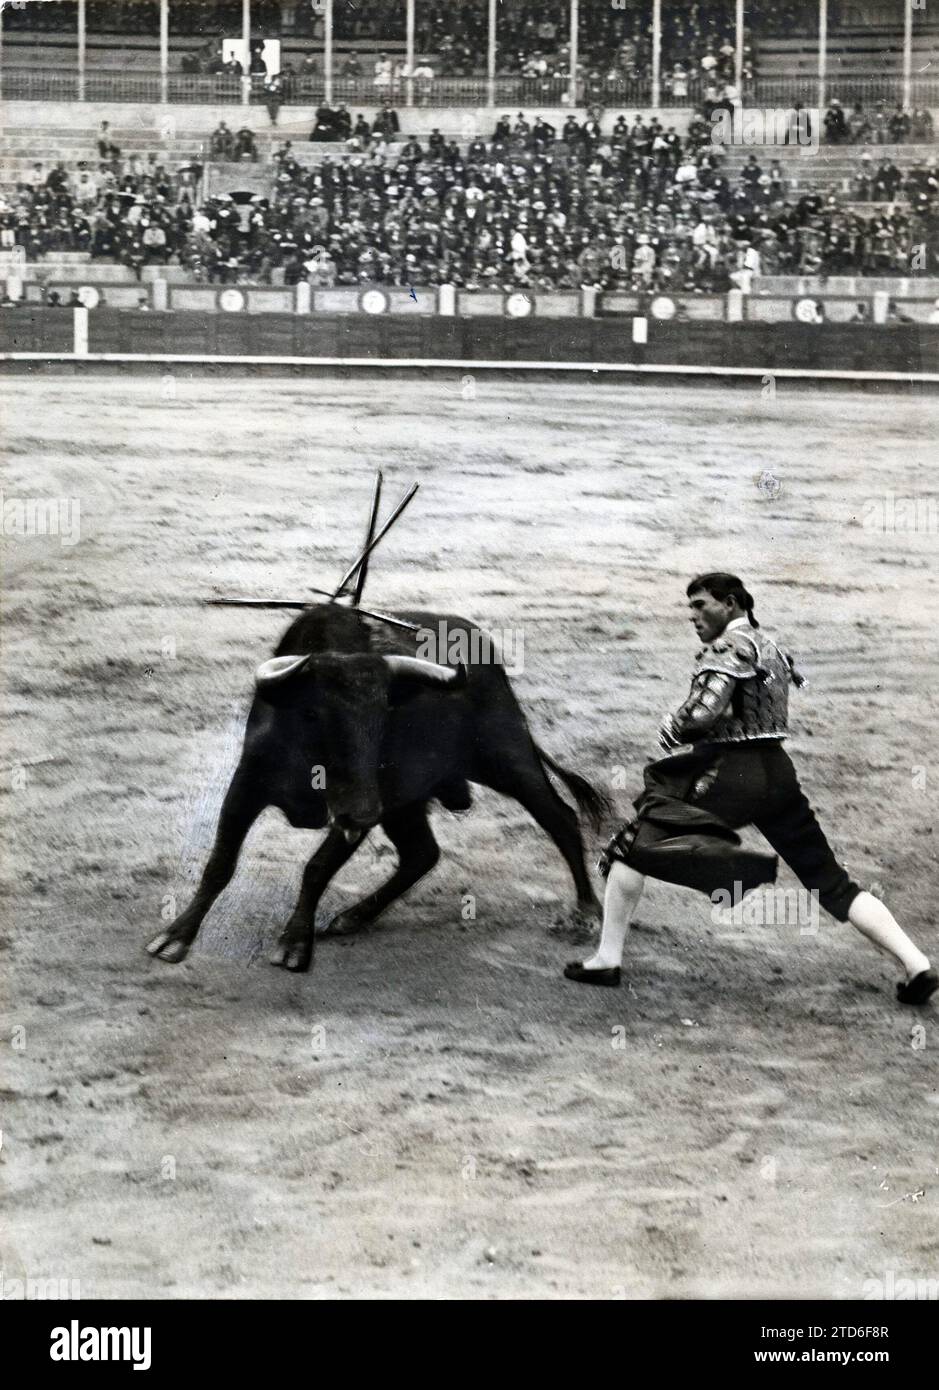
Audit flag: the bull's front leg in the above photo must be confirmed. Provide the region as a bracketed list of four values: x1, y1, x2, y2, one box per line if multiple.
[147, 771, 263, 964]
[269, 826, 367, 973]
[324, 803, 439, 936]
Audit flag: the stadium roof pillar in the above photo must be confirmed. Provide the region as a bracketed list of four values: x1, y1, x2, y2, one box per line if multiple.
[160, 0, 169, 105]
[324, 0, 333, 107]
[651, 0, 661, 109]
[903, 0, 913, 110]
[734, 0, 744, 95]
[487, 0, 496, 108]
[242, 0, 251, 106]
[569, 0, 580, 109]
[405, 0, 415, 106]
[818, 0, 827, 112]
[77, 0, 86, 102]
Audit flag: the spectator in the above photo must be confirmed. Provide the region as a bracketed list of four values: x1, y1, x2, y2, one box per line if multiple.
[310, 105, 336, 141]
[234, 127, 258, 161]
[373, 52, 393, 92]
[888, 106, 911, 144]
[98, 121, 120, 162]
[412, 59, 436, 102]
[911, 108, 934, 142]
[872, 158, 902, 202]
[847, 103, 871, 144]
[73, 171, 99, 209]
[854, 152, 874, 201]
[372, 99, 400, 138]
[210, 122, 235, 159]
[670, 63, 689, 100]
[248, 41, 267, 78]
[264, 75, 283, 126]
[142, 222, 168, 263]
[824, 100, 848, 145]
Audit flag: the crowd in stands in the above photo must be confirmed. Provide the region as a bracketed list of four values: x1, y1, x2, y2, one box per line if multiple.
[4, 106, 937, 294]
[823, 100, 934, 145]
[2, 1, 278, 37]
[208, 121, 260, 159]
[3, 0, 767, 96]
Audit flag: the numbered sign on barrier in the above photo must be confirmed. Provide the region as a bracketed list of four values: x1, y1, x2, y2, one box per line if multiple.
[359, 289, 389, 316]
[219, 288, 245, 313]
[794, 298, 824, 324]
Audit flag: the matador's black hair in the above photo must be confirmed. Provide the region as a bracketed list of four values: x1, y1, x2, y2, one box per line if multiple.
[687, 572, 760, 628]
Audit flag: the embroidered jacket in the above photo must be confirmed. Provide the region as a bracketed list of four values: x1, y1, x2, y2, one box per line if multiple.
[659, 619, 803, 750]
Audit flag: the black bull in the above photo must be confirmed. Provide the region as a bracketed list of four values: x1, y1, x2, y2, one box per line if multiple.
[147, 605, 609, 972]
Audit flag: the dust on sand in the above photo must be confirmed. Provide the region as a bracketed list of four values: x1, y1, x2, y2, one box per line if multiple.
[1, 374, 937, 1298]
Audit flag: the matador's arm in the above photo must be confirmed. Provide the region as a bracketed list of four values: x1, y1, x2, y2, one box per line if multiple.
[658, 671, 737, 752]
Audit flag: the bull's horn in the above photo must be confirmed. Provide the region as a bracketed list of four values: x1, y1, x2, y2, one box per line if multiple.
[383, 655, 466, 687]
[255, 654, 310, 687]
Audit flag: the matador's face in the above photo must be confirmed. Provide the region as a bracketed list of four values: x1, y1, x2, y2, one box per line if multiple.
[687, 588, 736, 645]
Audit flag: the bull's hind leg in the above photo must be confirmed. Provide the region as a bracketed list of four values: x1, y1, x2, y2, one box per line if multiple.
[147, 770, 264, 964]
[270, 827, 367, 972]
[479, 742, 601, 917]
[325, 803, 440, 936]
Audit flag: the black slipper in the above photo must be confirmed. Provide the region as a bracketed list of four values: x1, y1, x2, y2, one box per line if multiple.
[896, 968, 939, 1006]
[564, 961, 621, 987]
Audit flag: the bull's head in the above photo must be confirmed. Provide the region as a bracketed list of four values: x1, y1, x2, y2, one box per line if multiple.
[254, 652, 465, 839]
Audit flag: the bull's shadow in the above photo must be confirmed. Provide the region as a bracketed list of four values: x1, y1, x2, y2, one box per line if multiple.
[148, 602, 607, 974]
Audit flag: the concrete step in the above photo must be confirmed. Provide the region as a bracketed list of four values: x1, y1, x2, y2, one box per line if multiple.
[0, 133, 217, 148]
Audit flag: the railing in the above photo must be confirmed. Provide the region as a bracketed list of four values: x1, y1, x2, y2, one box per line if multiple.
[0, 64, 675, 109]
[3, 64, 939, 111]
[1, 66, 243, 104]
[754, 74, 939, 106]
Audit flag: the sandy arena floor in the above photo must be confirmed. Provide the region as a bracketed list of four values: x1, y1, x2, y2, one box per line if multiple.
[1, 372, 938, 1298]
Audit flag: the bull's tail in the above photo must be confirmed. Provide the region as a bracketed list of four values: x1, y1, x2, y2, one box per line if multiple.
[535, 745, 612, 833]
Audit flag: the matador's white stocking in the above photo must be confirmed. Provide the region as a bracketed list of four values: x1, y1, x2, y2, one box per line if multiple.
[582, 862, 646, 970]
[847, 891, 930, 982]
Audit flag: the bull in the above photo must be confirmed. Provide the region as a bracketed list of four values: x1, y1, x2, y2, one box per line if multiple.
[147, 602, 607, 972]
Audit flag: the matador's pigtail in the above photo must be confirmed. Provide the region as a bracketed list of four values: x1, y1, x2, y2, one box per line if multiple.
[740, 588, 760, 628]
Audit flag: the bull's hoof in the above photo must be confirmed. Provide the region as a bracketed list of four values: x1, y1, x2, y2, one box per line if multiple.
[321, 906, 373, 937]
[269, 937, 314, 972]
[146, 930, 191, 964]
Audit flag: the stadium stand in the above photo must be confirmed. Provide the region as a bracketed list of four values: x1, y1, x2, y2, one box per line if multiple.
[1, 1, 937, 310]
[2, 106, 936, 298]
[2, 1, 937, 107]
